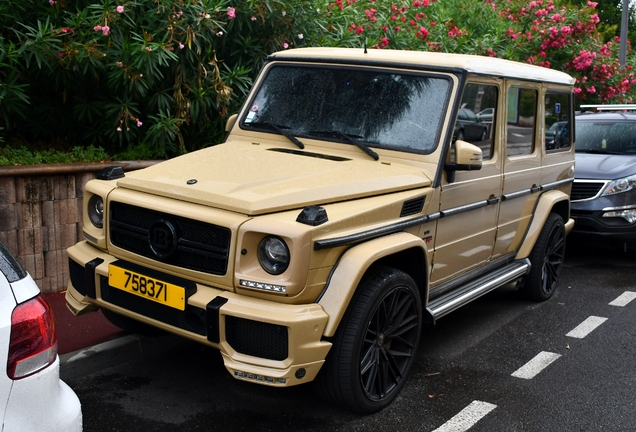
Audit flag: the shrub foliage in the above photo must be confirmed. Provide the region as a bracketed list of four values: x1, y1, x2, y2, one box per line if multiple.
[0, 0, 311, 158]
[1, 0, 636, 163]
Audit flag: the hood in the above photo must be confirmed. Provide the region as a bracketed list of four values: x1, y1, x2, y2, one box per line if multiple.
[574, 153, 636, 180]
[116, 142, 432, 215]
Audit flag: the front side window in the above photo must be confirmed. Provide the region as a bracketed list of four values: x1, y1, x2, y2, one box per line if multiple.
[507, 87, 537, 157]
[241, 64, 453, 154]
[545, 92, 572, 152]
[456, 83, 498, 159]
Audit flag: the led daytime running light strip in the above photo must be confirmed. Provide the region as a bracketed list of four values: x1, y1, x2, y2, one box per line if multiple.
[239, 279, 286, 293]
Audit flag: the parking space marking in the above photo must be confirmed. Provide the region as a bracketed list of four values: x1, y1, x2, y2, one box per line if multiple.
[609, 291, 636, 307]
[566, 316, 608, 339]
[431, 400, 497, 432]
[511, 351, 561, 380]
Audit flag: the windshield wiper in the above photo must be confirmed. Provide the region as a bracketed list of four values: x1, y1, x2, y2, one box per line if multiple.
[307, 130, 379, 161]
[245, 122, 304, 149]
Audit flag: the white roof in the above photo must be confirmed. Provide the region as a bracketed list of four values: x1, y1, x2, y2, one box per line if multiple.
[270, 47, 575, 86]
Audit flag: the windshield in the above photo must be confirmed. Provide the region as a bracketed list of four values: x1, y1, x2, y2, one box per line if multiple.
[241, 64, 452, 154]
[575, 121, 636, 154]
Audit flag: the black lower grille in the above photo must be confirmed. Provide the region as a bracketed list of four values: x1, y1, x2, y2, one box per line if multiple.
[100, 276, 206, 336]
[571, 181, 606, 201]
[226, 316, 288, 361]
[69, 259, 87, 296]
[109, 202, 231, 275]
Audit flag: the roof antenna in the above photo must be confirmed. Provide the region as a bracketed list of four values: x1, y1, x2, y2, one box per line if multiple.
[364, 39, 368, 54]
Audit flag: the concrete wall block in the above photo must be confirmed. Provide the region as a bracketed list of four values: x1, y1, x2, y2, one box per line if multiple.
[0, 177, 16, 204]
[18, 227, 43, 256]
[0, 204, 17, 231]
[53, 200, 64, 228]
[41, 200, 55, 227]
[0, 230, 18, 255]
[18, 202, 42, 229]
[63, 199, 78, 224]
[62, 223, 78, 249]
[75, 172, 95, 198]
[44, 250, 57, 277]
[39, 177, 55, 201]
[57, 249, 68, 289]
[18, 253, 35, 277]
[65, 175, 76, 200]
[16, 177, 40, 204]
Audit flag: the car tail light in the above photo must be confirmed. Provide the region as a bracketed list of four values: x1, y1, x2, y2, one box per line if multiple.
[7, 296, 58, 380]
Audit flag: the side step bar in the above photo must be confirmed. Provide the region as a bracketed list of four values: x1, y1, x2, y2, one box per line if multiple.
[425, 259, 531, 324]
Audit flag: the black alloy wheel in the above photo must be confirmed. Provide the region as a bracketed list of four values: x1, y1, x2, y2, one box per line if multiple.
[314, 266, 422, 413]
[524, 213, 566, 301]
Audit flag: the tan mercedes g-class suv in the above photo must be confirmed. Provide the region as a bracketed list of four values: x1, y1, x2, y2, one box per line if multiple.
[66, 47, 575, 413]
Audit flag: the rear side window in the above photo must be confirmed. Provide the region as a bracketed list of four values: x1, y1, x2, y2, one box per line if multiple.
[507, 87, 537, 157]
[545, 92, 572, 152]
[0, 242, 27, 283]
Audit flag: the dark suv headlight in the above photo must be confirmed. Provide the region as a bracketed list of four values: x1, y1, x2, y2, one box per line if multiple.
[603, 174, 636, 196]
[258, 236, 290, 275]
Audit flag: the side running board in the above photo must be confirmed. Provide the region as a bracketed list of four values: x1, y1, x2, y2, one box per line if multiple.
[425, 259, 531, 324]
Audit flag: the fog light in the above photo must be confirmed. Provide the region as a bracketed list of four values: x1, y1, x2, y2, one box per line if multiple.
[602, 207, 636, 224]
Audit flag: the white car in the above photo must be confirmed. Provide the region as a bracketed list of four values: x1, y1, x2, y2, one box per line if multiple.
[0, 241, 82, 431]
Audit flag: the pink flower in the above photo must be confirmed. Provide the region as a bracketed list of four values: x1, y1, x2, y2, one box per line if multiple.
[49, 0, 56, 5]
[116, 5, 124, 13]
[251, 16, 257, 21]
[283, 43, 289, 49]
[117, 127, 122, 132]
[204, 13, 210, 19]
[102, 25, 110, 36]
[178, 42, 184, 49]
[136, 120, 143, 127]
[94, 25, 102, 31]
[227, 7, 236, 19]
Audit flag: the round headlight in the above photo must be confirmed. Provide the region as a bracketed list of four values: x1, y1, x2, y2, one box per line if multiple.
[258, 236, 290, 275]
[87, 195, 104, 228]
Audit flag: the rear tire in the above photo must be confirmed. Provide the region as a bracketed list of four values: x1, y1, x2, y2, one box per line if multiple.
[313, 266, 422, 414]
[523, 213, 566, 301]
[101, 308, 164, 336]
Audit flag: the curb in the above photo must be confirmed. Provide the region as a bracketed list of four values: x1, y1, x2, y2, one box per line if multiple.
[60, 333, 187, 381]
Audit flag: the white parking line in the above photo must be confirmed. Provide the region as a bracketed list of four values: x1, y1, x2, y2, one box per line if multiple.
[511, 351, 561, 380]
[566, 316, 608, 339]
[609, 291, 636, 307]
[431, 400, 497, 432]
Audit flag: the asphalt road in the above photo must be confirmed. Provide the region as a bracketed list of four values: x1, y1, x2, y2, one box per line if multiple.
[68, 239, 636, 432]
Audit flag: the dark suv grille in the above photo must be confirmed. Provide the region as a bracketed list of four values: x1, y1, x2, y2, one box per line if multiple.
[110, 202, 231, 275]
[571, 181, 606, 201]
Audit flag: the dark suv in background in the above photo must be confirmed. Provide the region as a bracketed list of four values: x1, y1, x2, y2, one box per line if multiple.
[571, 108, 636, 249]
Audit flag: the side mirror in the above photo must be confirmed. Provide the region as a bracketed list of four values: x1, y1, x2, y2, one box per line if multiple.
[225, 113, 238, 132]
[445, 140, 483, 182]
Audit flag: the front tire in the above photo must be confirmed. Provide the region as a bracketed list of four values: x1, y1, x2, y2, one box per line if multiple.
[523, 213, 566, 301]
[314, 266, 422, 414]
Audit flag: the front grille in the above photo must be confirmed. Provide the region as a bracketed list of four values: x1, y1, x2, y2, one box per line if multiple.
[226, 316, 288, 361]
[100, 276, 207, 335]
[571, 181, 606, 201]
[110, 202, 231, 275]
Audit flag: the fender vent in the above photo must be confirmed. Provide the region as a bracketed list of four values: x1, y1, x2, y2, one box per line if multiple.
[400, 196, 426, 217]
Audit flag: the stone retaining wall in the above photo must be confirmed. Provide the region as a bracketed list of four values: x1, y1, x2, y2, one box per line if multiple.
[0, 161, 159, 292]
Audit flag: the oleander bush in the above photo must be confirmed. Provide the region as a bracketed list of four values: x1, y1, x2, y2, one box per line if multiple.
[0, 0, 312, 158]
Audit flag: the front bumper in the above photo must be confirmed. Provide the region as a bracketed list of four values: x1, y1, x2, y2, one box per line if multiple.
[66, 241, 331, 387]
[570, 194, 636, 243]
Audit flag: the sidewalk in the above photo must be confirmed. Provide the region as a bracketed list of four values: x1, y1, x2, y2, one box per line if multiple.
[43, 291, 186, 381]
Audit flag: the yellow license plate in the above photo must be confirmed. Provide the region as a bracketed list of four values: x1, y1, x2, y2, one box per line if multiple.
[108, 265, 187, 310]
